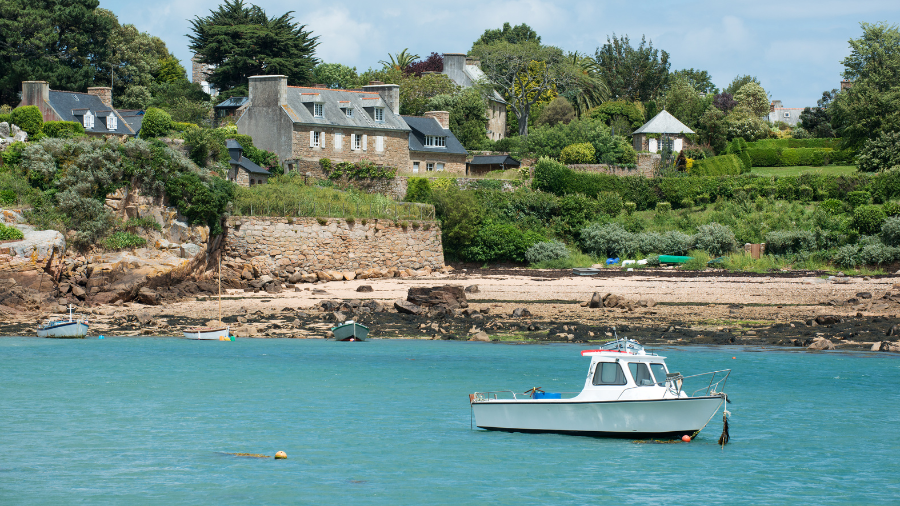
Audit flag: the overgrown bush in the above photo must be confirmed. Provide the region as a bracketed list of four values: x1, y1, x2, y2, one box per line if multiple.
[525, 240, 570, 264]
[0, 222, 24, 241]
[101, 231, 147, 250]
[597, 191, 623, 216]
[880, 216, 900, 247]
[623, 202, 636, 215]
[42, 121, 85, 138]
[820, 199, 845, 215]
[580, 222, 634, 258]
[559, 142, 596, 164]
[765, 230, 817, 255]
[460, 220, 545, 263]
[689, 154, 743, 176]
[140, 108, 174, 139]
[857, 131, 900, 172]
[404, 177, 432, 203]
[10, 106, 43, 137]
[692, 222, 737, 256]
[797, 185, 814, 202]
[852, 204, 887, 235]
[656, 202, 672, 213]
[660, 230, 693, 255]
[846, 191, 871, 208]
[884, 201, 900, 217]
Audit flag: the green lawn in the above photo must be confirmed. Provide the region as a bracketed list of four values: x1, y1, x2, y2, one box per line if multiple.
[751, 165, 857, 177]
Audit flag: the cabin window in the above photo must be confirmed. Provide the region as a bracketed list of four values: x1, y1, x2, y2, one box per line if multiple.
[649, 363, 668, 386]
[628, 362, 655, 386]
[592, 362, 626, 385]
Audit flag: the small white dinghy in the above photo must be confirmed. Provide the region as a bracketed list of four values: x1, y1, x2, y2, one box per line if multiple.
[183, 253, 233, 341]
[37, 305, 89, 338]
[470, 340, 730, 439]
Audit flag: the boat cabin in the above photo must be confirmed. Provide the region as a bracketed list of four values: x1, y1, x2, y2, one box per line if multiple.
[576, 350, 681, 401]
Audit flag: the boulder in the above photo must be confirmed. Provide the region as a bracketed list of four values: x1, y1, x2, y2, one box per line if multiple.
[316, 271, 333, 282]
[807, 338, 835, 351]
[511, 307, 532, 318]
[856, 292, 872, 299]
[135, 287, 161, 305]
[356, 285, 374, 293]
[588, 292, 603, 309]
[471, 331, 490, 342]
[325, 311, 347, 322]
[343, 271, 356, 281]
[604, 294, 620, 308]
[887, 324, 899, 337]
[71, 285, 86, 298]
[362, 300, 383, 312]
[300, 273, 317, 283]
[815, 315, 841, 326]
[407, 285, 466, 308]
[288, 272, 304, 284]
[394, 300, 422, 315]
[464, 285, 479, 293]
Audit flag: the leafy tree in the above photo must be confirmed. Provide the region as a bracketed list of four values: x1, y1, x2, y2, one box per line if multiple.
[856, 130, 900, 172]
[733, 82, 769, 117]
[842, 21, 900, 92]
[311, 63, 359, 89]
[798, 89, 838, 138]
[406, 53, 443, 77]
[146, 80, 211, 124]
[589, 100, 644, 133]
[712, 92, 738, 112]
[661, 76, 712, 129]
[188, 0, 319, 92]
[593, 34, 670, 102]
[379, 49, 419, 71]
[398, 73, 459, 116]
[698, 105, 727, 153]
[157, 56, 187, 83]
[724, 74, 760, 96]
[425, 88, 489, 150]
[672, 68, 717, 94]
[471, 22, 541, 51]
[474, 42, 576, 137]
[0, 0, 115, 105]
[563, 52, 610, 117]
[536, 96, 575, 127]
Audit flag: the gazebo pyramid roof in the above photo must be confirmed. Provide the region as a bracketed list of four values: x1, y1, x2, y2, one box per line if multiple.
[632, 110, 695, 135]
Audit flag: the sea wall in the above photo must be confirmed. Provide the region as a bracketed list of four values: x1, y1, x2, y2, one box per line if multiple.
[223, 216, 444, 275]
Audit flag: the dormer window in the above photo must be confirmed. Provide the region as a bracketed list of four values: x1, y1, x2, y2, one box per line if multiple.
[345, 107, 353, 118]
[106, 115, 117, 130]
[314, 103, 323, 117]
[83, 111, 94, 129]
[374, 107, 384, 122]
[424, 136, 446, 148]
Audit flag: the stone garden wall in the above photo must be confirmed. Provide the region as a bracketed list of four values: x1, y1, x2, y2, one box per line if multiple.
[223, 216, 444, 276]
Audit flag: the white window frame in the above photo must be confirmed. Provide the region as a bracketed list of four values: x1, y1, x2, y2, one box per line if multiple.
[314, 103, 323, 117]
[107, 115, 117, 131]
[374, 107, 384, 122]
[783, 112, 791, 118]
[424, 136, 446, 148]
[413, 162, 419, 173]
[310, 130, 321, 148]
[83, 111, 94, 129]
[436, 162, 444, 172]
[345, 107, 353, 118]
[334, 132, 342, 150]
[426, 162, 434, 172]
[352, 134, 361, 151]
[375, 135, 384, 152]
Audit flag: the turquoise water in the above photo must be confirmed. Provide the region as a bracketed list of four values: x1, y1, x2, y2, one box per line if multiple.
[1, 337, 898, 505]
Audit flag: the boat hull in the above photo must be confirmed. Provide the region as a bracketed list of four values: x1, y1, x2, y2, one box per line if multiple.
[37, 321, 88, 338]
[472, 396, 724, 438]
[183, 327, 231, 340]
[332, 322, 368, 341]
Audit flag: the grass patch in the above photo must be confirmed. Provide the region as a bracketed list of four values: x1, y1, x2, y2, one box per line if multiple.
[101, 231, 147, 250]
[532, 247, 602, 269]
[680, 250, 710, 270]
[751, 165, 856, 177]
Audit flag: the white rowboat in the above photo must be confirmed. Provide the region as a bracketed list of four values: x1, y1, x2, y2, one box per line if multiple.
[37, 305, 89, 338]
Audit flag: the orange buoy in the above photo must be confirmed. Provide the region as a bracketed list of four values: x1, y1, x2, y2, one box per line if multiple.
[682, 435, 691, 442]
[732, 357, 736, 359]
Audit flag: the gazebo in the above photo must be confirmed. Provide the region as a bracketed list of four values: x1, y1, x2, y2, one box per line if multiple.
[631, 110, 694, 153]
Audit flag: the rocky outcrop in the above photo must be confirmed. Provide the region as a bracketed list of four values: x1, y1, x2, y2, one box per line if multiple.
[407, 285, 466, 309]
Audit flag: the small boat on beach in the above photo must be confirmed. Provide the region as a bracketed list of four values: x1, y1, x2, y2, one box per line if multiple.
[331, 321, 368, 341]
[37, 305, 89, 338]
[469, 340, 730, 439]
[182, 252, 232, 341]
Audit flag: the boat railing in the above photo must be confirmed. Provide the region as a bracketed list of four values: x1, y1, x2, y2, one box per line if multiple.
[676, 369, 731, 397]
[472, 390, 581, 402]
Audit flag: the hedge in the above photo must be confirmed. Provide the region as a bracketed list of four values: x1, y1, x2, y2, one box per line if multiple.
[42, 121, 85, 138]
[689, 154, 743, 176]
[746, 147, 854, 167]
[749, 138, 842, 149]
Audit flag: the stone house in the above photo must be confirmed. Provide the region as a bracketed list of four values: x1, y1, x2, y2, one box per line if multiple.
[442, 53, 507, 140]
[17, 81, 138, 136]
[767, 100, 804, 127]
[225, 139, 270, 187]
[402, 112, 468, 175]
[632, 110, 694, 152]
[191, 55, 218, 97]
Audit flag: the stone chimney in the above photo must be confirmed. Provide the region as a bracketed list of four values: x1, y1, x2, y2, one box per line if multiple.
[88, 87, 113, 108]
[443, 53, 467, 75]
[21, 81, 49, 107]
[424, 111, 450, 129]
[465, 57, 481, 69]
[362, 81, 400, 114]
[248, 75, 287, 107]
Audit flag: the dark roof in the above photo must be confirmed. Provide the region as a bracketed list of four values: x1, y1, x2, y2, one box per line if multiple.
[46, 90, 135, 136]
[118, 110, 144, 134]
[402, 115, 468, 156]
[469, 155, 520, 166]
[215, 96, 249, 109]
[281, 87, 409, 132]
[226, 139, 242, 150]
[234, 156, 270, 175]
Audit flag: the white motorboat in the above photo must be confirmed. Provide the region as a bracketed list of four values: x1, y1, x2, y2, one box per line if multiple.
[182, 326, 232, 340]
[37, 305, 89, 338]
[470, 346, 730, 439]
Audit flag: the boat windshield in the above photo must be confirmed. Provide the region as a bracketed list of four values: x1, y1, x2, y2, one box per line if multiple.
[628, 362, 655, 386]
[592, 362, 626, 385]
[649, 363, 668, 386]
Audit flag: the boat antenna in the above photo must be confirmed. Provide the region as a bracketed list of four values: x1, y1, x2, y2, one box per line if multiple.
[217, 249, 222, 324]
[612, 326, 622, 351]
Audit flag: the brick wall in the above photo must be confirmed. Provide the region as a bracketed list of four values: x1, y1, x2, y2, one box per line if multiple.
[291, 126, 409, 169]
[224, 216, 444, 275]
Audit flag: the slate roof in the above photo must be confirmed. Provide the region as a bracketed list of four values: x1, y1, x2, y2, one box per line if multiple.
[443, 63, 507, 104]
[226, 139, 269, 175]
[117, 109, 143, 136]
[469, 155, 520, 166]
[632, 110, 695, 135]
[402, 116, 468, 156]
[215, 96, 249, 109]
[46, 91, 135, 136]
[282, 87, 409, 132]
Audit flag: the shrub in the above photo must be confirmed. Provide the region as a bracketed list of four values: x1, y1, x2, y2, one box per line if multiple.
[747, 148, 780, 167]
[623, 201, 636, 215]
[525, 240, 570, 264]
[832, 244, 860, 267]
[101, 231, 147, 250]
[645, 255, 661, 266]
[633, 232, 663, 255]
[42, 121, 84, 138]
[140, 108, 174, 138]
[559, 143, 596, 164]
[820, 199, 846, 215]
[853, 204, 887, 235]
[460, 221, 545, 263]
[858, 241, 900, 265]
[884, 201, 900, 217]
[846, 190, 872, 209]
[797, 185, 814, 203]
[10, 106, 43, 136]
[580, 222, 634, 258]
[0, 222, 24, 241]
[405, 177, 432, 203]
[679, 198, 695, 209]
[597, 191, 623, 217]
[693, 222, 737, 256]
[661, 230, 693, 255]
[689, 154, 743, 176]
[656, 202, 672, 214]
[857, 131, 900, 172]
[881, 217, 900, 247]
[765, 230, 817, 255]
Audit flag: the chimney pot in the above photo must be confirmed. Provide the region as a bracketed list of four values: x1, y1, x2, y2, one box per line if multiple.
[87, 87, 113, 108]
[424, 111, 450, 130]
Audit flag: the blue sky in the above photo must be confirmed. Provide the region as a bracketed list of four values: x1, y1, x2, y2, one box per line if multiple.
[101, 0, 900, 107]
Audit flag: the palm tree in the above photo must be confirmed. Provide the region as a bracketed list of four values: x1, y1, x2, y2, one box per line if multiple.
[569, 52, 610, 117]
[379, 49, 420, 71]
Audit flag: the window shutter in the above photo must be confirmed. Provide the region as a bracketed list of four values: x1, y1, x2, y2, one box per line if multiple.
[376, 136, 384, 152]
[362, 134, 368, 151]
[334, 132, 342, 149]
[310, 131, 315, 148]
